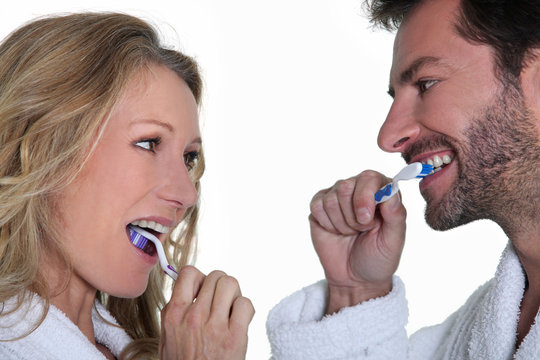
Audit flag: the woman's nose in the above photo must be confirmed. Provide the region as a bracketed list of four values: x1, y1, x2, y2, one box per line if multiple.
[158, 159, 198, 211]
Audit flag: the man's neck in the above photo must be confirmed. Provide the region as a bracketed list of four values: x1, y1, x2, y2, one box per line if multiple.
[511, 230, 540, 348]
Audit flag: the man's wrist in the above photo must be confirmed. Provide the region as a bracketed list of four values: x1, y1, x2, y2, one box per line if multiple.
[326, 281, 392, 315]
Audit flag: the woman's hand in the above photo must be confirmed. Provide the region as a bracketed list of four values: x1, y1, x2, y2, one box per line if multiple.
[309, 170, 407, 314]
[159, 266, 255, 359]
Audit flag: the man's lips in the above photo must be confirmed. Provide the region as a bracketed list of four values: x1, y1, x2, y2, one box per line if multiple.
[419, 155, 457, 190]
[410, 150, 455, 165]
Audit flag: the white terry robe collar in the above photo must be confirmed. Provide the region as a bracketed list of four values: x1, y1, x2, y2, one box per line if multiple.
[469, 242, 539, 359]
[0, 293, 132, 359]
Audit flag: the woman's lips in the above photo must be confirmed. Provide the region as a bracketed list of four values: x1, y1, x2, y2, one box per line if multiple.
[126, 227, 158, 265]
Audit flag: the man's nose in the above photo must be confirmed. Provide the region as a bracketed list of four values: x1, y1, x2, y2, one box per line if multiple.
[377, 97, 421, 153]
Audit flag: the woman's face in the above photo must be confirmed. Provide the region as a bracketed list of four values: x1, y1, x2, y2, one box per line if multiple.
[55, 64, 201, 297]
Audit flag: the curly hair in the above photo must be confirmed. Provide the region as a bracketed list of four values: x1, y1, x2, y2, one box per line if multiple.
[0, 12, 204, 359]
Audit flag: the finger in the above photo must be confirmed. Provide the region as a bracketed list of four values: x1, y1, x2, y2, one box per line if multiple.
[229, 296, 255, 333]
[209, 275, 242, 323]
[378, 190, 407, 244]
[310, 190, 337, 232]
[322, 190, 355, 235]
[192, 270, 227, 319]
[163, 266, 206, 332]
[169, 265, 206, 309]
[335, 178, 363, 231]
[352, 170, 390, 225]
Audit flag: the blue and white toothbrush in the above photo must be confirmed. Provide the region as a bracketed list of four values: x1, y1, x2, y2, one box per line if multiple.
[374, 162, 434, 204]
[129, 225, 178, 280]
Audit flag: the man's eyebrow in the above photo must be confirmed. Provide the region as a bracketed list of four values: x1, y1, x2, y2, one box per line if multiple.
[130, 118, 173, 132]
[388, 56, 443, 98]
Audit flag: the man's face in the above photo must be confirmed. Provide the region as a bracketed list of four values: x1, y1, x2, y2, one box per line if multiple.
[377, 0, 540, 234]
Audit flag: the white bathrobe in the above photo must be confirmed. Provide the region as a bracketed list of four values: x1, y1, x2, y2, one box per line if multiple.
[0, 294, 132, 359]
[267, 243, 540, 359]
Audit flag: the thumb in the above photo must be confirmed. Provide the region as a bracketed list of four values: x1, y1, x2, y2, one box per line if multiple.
[378, 192, 407, 250]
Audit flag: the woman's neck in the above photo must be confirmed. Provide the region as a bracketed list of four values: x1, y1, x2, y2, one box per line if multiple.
[42, 256, 98, 345]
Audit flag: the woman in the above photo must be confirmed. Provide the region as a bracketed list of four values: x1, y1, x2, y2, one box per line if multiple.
[0, 12, 254, 359]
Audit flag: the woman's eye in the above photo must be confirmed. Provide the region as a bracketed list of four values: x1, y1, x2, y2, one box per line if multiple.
[417, 79, 438, 93]
[184, 151, 199, 171]
[135, 138, 160, 153]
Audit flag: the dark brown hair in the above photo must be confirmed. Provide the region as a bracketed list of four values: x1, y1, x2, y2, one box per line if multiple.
[365, 0, 540, 81]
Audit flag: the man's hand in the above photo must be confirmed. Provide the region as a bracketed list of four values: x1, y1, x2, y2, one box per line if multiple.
[159, 266, 255, 359]
[309, 170, 407, 314]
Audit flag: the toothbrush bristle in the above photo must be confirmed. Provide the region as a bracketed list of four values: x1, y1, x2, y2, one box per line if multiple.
[417, 164, 434, 178]
[129, 228, 148, 249]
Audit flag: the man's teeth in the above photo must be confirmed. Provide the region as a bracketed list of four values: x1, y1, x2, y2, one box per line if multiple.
[130, 220, 170, 234]
[424, 154, 453, 173]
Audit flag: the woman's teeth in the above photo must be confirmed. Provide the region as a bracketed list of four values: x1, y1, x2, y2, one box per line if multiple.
[424, 154, 453, 173]
[130, 220, 170, 234]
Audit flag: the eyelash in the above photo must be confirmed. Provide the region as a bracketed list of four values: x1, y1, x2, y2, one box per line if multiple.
[135, 137, 161, 153]
[136, 138, 199, 172]
[416, 79, 438, 93]
[184, 151, 199, 172]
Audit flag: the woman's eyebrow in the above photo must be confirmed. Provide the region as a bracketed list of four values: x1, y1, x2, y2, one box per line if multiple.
[130, 118, 174, 132]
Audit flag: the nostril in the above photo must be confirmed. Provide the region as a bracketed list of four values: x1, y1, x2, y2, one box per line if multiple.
[393, 137, 409, 148]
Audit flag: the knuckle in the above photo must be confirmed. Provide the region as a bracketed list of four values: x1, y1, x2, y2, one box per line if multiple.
[359, 169, 379, 178]
[335, 179, 355, 197]
[178, 265, 202, 278]
[163, 299, 189, 320]
[207, 269, 227, 280]
[161, 303, 185, 331]
[185, 310, 202, 329]
[237, 296, 255, 314]
[322, 193, 340, 212]
[310, 197, 323, 215]
[310, 191, 325, 210]
[219, 275, 240, 290]
[357, 169, 386, 185]
[206, 317, 227, 335]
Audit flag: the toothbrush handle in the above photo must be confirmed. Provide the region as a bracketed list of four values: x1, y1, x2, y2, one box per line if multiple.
[375, 182, 399, 204]
[165, 265, 178, 281]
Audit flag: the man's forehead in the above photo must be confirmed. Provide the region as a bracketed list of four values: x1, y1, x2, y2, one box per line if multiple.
[389, 0, 462, 78]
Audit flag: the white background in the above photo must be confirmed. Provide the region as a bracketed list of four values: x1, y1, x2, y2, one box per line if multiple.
[4, 1, 508, 358]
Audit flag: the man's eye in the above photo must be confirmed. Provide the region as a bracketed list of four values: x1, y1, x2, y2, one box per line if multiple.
[135, 138, 161, 152]
[417, 79, 438, 93]
[184, 151, 199, 171]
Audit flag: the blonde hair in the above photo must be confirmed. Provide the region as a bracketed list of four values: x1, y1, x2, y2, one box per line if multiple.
[0, 12, 204, 358]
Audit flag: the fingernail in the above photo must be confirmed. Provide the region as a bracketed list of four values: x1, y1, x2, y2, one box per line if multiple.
[357, 208, 371, 224]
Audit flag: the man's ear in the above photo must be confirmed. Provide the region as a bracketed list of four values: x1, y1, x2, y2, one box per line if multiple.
[521, 49, 540, 118]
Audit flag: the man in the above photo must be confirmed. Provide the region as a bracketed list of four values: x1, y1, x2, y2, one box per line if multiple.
[266, 0, 540, 358]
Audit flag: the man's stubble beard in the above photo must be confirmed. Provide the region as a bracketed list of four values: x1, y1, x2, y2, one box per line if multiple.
[423, 84, 540, 238]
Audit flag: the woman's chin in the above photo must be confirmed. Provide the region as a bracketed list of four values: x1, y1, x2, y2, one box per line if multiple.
[103, 278, 150, 298]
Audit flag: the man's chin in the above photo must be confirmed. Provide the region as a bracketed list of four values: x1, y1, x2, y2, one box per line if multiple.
[423, 194, 467, 231]
[424, 197, 482, 231]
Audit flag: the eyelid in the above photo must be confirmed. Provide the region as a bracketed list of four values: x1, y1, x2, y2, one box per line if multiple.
[135, 137, 161, 152]
[416, 79, 438, 93]
[183, 150, 200, 171]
